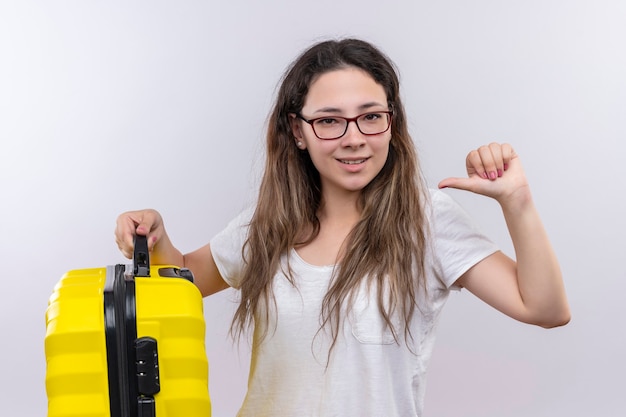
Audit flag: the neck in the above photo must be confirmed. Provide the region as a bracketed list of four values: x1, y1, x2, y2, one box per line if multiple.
[294, 188, 362, 266]
[318, 188, 362, 229]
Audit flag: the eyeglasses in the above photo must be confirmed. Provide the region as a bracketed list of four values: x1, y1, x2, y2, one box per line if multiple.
[296, 110, 393, 140]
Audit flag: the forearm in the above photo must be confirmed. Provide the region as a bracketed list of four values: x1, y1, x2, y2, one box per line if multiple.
[500, 191, 570, 327]
[153, 236, 229, 297]
[150, 232, 185, 267]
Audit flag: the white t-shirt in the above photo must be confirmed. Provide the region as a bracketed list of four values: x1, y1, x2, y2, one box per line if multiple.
[210, 189, 498, 417]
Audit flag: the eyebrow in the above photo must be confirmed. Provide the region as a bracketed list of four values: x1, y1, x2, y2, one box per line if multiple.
[312, 101, 387, 115]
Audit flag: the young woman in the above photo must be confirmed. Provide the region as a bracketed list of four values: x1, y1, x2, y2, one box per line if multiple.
[115, 38, 570, 416]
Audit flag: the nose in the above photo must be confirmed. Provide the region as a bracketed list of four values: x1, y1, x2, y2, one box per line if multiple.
[340, 120, 366, 148]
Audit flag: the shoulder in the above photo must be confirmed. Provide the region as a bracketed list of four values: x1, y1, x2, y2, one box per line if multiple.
[210, 205, 255, 258]
[425, 187, 492, 241]
[424, 188, 499, 288]
[208, 205, 256, 288]
[425, 188, 472, 227]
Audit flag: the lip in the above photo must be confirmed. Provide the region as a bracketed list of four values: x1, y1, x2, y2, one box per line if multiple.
[336, 157, 370, 165]
[335, 156, 370, 173]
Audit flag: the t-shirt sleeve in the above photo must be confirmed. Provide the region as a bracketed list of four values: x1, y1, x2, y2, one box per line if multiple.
[429, 189, 499, 289]
[209, 207, 254, 289]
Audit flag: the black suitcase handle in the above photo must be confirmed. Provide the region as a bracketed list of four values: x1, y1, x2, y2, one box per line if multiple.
[132, 235, 195, 283]
[133, 235, 150, 277]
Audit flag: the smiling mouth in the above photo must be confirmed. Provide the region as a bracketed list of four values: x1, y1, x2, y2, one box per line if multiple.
[338, 158, 368, 165]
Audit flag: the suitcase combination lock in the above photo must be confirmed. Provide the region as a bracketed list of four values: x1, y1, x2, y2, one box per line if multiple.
[135, 337, 160, 396]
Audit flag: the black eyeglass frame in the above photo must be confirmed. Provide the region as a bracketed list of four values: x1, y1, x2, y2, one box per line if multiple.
[295, 110, 393, 140]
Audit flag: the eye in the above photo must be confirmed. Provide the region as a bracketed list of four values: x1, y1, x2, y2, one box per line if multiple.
[314, 117, 340, 126]
[362, 112, 383, 121]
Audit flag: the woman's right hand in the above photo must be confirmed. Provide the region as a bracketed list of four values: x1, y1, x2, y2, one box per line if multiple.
[115, 208, 230, 297]
[115, 209, 165, 259]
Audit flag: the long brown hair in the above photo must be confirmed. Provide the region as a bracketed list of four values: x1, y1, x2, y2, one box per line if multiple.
[232, 38, 428, 349]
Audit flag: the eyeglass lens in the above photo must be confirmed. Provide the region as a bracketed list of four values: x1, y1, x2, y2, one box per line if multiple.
[312, 112, 390, 139]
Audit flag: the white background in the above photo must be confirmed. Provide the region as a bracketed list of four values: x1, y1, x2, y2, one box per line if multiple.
[1, 1, 625, 416]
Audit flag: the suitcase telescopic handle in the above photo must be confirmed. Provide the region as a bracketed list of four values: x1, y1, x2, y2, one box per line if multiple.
[133, 235, 150, 277]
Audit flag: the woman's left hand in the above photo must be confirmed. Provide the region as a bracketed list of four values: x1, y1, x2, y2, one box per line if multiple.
[438, 142, 530, 207]
[442, 142, 570, 328]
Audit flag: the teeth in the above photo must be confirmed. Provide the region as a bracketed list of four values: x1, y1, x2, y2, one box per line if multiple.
[340, 159, 366, 165]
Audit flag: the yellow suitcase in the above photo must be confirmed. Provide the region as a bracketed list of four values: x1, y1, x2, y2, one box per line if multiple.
[45, 236, 211, 417]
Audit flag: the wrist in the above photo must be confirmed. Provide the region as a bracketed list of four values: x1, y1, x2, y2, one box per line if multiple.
[497, 185, 534, 215]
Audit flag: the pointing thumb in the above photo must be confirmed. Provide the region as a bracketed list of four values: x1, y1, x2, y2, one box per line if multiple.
[438, 177, 474, 191]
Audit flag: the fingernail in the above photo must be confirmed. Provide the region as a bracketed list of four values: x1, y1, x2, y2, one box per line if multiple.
[497, 169, 503, 177]
[504, 163, 509, 170]
[481, 172, 488, 179]
[489, 171, 497, 180]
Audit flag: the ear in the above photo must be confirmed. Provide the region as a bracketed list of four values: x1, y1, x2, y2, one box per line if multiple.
[288, 113, 306, 149]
